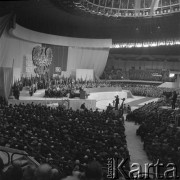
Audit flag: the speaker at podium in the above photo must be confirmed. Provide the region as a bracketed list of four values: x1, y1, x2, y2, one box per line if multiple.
[176, 115, 180, 127]
[80, 90, 86, 99]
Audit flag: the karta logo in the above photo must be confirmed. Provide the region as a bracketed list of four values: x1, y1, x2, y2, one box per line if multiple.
[107, 158, 179, 179]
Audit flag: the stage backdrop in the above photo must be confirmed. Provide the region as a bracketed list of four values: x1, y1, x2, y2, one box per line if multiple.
[67, 47, 109, 77]
[42, 44, 68, 77]
[0, 67, 13, 101]
[76, 69, 94, 81]
[11, 24, 112, 78]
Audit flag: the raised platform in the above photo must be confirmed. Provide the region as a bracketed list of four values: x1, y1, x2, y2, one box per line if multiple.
[158, 82, 179, 89]
[8, 88, 134, 110]
[9, 97, 96, 111]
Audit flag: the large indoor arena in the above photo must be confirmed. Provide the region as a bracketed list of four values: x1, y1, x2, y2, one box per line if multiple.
[0, 0, 180, 180]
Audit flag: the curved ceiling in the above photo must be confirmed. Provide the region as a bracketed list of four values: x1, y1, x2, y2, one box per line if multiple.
[63, 0, 180, 18]
[0, 0, 180, 42]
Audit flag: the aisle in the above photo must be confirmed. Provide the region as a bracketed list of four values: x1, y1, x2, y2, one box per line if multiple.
[125, 121, 152, 174]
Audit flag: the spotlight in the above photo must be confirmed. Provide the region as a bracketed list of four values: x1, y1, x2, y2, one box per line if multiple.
[169, 73, 175, 78]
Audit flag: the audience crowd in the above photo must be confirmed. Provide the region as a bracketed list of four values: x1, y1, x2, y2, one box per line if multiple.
[0, 96, 129, 179]
[4, 70, 180, 180]
[101, 69, 173, 82]
[0, 157, 107, 180]
[119, 83, 180, 98]
[126, 98, 180, 177]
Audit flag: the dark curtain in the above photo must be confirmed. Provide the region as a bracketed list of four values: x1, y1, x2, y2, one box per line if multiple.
[0, 67, 13, 101]
[42, 44, 68, 76]
[0, 14, 14, 100]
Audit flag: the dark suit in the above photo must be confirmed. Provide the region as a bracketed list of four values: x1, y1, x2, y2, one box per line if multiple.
[172, 92, 177, 109]
[115, 97, 119, 110]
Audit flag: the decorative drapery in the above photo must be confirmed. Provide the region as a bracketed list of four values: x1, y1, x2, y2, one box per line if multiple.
[0, 67, 13, 101]
[67, 47, 110, 77]
[0, 14, 41, 99]
[0, 14, 14, 100]
[0, 16, 41, 80]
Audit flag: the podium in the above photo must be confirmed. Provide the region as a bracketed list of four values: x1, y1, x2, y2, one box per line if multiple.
[176, 115, 180, 127]
[80, 90, 86, 99]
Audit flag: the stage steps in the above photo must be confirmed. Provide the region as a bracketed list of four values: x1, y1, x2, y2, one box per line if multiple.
[32, 89, 45, 97]
[158, 82, 177, 88]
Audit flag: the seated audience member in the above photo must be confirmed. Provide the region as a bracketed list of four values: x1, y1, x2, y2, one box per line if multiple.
[85, 161, 103, 180]
[4, 164, 23, 180]
[80, 103, 86, 110]
[106, 103, 113, 112]
[50, 168, 60, 180]
[0, 95, 130, 178]
[22, 165, 36, 180]
[35, 164, 52, 180]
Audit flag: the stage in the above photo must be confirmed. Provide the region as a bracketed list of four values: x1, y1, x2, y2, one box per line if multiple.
[8, 88, 134, 110]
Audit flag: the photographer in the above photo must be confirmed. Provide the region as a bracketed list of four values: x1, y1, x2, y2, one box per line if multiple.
[115, 95, 119, 110]
[172, 91, 177, 109]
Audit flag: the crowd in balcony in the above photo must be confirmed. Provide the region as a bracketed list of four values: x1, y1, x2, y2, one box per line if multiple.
[126, 98, 180, 177]
[0, 96, 129, 179]
[101, 69, 174, 82]
[120, 83, 180, 98]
